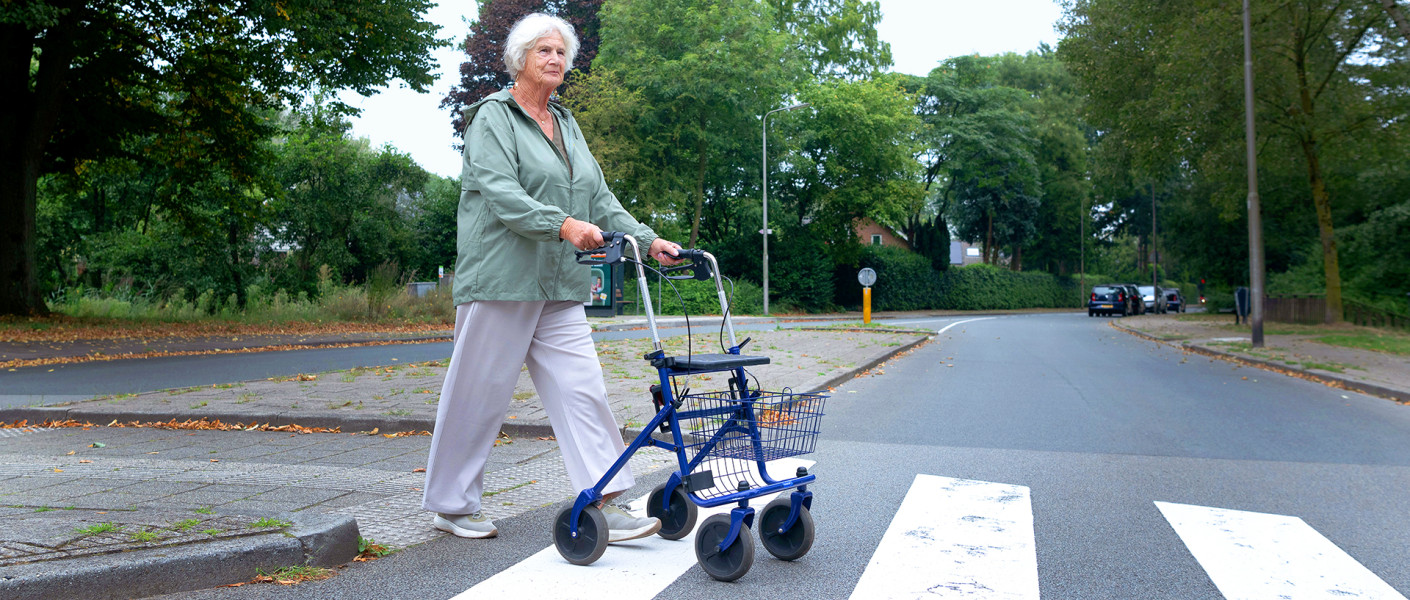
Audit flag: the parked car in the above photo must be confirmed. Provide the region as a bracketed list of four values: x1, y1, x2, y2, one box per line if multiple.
[1089, 284, 1131, 317]
[1165, 288, 1185, 313]
[1138, 285, 1167, 314]
[1117, 283, 1145, 315]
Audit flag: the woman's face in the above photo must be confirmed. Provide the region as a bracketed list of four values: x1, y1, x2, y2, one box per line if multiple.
[520, 31, 567, 90]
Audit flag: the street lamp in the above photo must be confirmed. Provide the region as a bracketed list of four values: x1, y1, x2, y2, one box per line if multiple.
[762, 102, 809, 317]
[1243, 0, 1266, 346]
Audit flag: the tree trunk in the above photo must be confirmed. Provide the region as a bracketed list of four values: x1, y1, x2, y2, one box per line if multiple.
[1381, 0, 1410, 41]
[0, 148, 47, 316]
[1301, 138, 1343, 323]
[1011, 245, 1022, 271]
[1, 17, 78, 316]
[688, 135, 706, 248]
[1293, 30, 1344, 323]
[984, 212, 994, 264]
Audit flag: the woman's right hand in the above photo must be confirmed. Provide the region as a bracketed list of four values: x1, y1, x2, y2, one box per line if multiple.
[559, 217, 604, 250]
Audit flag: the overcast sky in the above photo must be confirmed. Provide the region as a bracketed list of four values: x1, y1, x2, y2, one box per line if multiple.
[340, 0, 1066, 178]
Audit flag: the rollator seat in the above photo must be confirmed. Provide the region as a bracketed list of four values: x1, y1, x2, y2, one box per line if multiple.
[657, 353, 770, 373]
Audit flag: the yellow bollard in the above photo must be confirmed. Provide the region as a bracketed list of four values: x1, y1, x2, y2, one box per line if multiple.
[863, 287, 872, 324]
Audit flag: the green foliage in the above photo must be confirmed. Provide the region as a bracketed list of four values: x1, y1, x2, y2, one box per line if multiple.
[622, 276, 763, 317]
[848, 245, 940, 312]
[769, 226, 836, 312]
[837, 246, 1087, 311]
[934, 264, 1082, 311]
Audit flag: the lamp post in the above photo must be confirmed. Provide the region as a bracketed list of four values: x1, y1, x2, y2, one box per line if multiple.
[1243, 0, 1266, 346]
[762, 102, 809, 316]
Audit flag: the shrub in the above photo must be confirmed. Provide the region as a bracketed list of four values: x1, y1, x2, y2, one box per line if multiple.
[622, 275, 763, 317]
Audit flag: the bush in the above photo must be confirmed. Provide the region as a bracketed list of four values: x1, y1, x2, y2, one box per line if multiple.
[935, 264, 1084, 310]
[622, 275, 763, 316]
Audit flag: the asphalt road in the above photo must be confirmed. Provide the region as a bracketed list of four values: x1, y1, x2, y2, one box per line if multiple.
[154, 312, 1410, 599]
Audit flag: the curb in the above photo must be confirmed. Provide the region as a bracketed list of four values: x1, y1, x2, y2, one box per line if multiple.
[0, 511, 359, 600]
[1108, 321, 1409, 405]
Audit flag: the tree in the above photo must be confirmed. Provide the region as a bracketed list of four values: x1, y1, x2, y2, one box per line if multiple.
[591, 0, 803, 247]
[2, 0, 443, 315]
[441, 0, 604, 137]
[1061, 0, 1403, 322]
[775, 76, 925, 260]
[908, 56, 1044, 268]
[768, 0, 893, 79]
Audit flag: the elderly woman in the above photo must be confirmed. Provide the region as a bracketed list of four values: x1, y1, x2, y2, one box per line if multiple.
[421, 13, 683, 542]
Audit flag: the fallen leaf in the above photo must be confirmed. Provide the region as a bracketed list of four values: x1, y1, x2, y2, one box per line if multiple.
[79, 459, 92, 463]
[210, 459, 219, 463]
[53, 468, 63, 473]
[146, 451, 160, 454]
[412, 467, 426, 473]
[368, 428, 379, 435]
[66, 450, 75, 455]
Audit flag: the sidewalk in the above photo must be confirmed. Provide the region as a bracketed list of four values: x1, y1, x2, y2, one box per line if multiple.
[1110, 313, 1410, 404]
[0, 326, 932, 599]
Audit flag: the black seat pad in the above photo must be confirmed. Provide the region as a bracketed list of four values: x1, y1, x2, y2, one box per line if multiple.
[664, 353, 770, 372]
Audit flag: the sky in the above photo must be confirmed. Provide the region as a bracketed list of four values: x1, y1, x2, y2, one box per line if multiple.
[340, 0, 1066, 179]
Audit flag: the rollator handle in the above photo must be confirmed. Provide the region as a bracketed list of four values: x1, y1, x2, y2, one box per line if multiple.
[575, 231, 627, 265]
[660, 248, 713, 281]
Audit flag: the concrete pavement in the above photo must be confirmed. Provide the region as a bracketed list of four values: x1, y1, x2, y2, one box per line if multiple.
[0, 324, 931, 599]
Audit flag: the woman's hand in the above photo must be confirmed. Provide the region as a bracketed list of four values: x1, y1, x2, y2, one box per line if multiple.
[650, 238, 684, 266]
[559, 217, 604, 251]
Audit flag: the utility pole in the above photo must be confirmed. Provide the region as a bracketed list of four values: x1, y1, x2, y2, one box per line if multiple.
[1151, 182, 1157, 298]
[1243, 0, 1266, 347]
[1080, 197, 1085, 305]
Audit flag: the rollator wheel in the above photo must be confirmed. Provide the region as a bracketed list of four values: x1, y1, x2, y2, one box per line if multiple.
[758, 496, 815, 561]
[694, 514, 754, 582]
[648, 482, 698, 540]
[554, 504, 608, 566]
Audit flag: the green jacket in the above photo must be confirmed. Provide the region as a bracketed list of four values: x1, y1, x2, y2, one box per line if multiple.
[452, 90, 657, 305]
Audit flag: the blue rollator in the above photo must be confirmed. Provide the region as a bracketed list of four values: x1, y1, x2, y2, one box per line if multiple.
[554, 233, 826, 581]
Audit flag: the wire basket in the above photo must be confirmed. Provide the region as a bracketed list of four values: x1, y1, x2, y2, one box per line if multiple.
[677, 388, 826, 463]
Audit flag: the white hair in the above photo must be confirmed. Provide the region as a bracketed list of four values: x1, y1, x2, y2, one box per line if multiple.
[503, 13, 579, 81]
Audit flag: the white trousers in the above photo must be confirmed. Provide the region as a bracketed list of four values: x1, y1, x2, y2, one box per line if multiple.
[421, 301, 633, 515]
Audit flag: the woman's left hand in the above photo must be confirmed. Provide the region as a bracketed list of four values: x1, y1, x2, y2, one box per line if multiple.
[649, 238, 684, 266]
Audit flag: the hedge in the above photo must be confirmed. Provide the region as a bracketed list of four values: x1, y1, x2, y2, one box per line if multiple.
[837, 246, 1088, 312]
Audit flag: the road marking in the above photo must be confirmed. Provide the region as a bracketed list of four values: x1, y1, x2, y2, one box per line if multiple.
[454, 457, 814, 600]
[938, 317, 997, 335]
[1156, 501, 1407, 600]
[850, 474, 1038, 600]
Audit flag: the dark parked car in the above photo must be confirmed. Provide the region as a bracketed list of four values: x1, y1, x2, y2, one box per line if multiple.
[1117, 283, 1145, 315]
[1138, 285, 1167, 314]
[1089, 284, 1133, 317]
[1165, 288, 1185, 313]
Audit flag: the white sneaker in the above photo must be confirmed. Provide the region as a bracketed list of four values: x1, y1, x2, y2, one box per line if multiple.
[601, 503, 661, 542]
[434, 512, 498, 539]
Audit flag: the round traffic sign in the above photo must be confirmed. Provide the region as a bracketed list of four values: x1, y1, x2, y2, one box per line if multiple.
[858, 267, 876, 287]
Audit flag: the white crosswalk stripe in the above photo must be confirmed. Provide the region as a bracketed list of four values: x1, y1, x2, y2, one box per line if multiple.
[849, 474, 1039, 600]
[1156, 501, 1408, 600]
[453, 469, 1407, 599]
[453, 457, 814, 600]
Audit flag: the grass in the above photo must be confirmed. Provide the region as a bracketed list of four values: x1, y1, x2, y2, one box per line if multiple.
[1315, 333, 1410, 356]
[384, 409, 413, 417]
[483, 479, 537, 498]
[250, 517, 293, 529]
[194, 506, 214, 514]
[234, 393, 258, 404]
[201, 528, 223, 536]
[254, 565, 336, 584]
[172, 519, 201, 531]
[131, 530, 159, 542]
[75, 522, 121, 536]
[189, 400, 207, 409]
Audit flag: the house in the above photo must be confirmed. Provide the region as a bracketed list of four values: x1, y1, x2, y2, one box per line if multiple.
[948, 241, 985, 266]
[853, 218, 911, 250]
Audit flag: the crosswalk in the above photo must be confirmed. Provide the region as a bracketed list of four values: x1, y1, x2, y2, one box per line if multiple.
[452, 462, 1406, 599]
